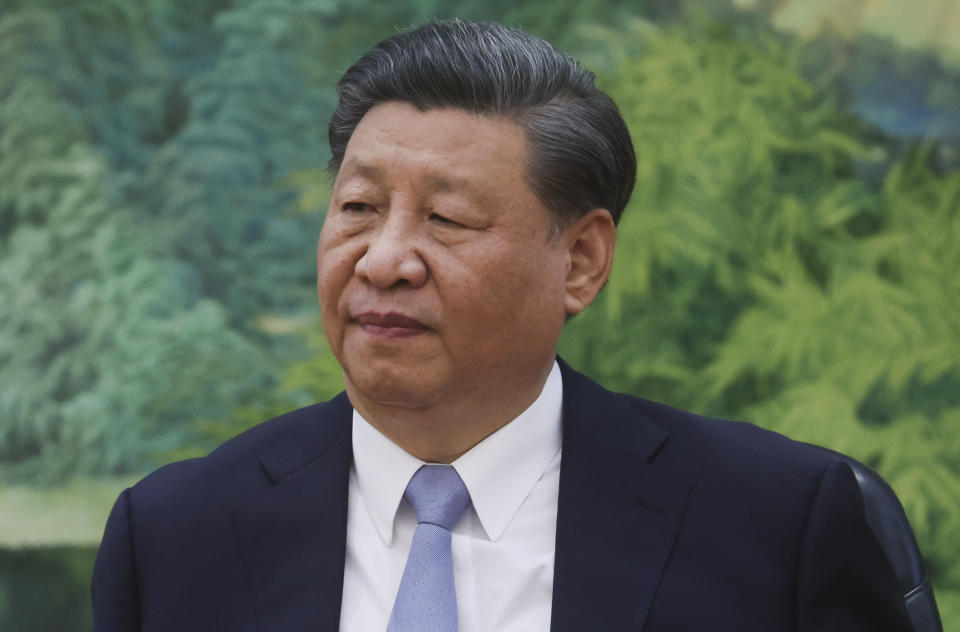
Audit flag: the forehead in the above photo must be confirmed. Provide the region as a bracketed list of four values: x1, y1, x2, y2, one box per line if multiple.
[335, 102, 531, 195]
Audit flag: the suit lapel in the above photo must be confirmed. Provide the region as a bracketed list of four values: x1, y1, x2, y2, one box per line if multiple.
[551, 362, 692, 631]
[232, 393, 353, 632]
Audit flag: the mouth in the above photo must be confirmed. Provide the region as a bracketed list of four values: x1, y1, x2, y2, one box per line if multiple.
[353, 311, 429, 338]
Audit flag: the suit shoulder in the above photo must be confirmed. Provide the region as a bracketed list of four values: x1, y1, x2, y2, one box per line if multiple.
[559, 359, 836, 481]
[624, 393, 836, 480]
[128, 394, 350, 513]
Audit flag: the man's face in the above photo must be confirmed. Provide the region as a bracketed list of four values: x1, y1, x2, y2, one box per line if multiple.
[317, 102, 571, 414]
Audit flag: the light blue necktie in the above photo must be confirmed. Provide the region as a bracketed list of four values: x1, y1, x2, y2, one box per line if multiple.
[387, 465, 471, 632]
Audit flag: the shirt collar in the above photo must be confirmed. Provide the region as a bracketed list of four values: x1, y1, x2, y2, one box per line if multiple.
[351, 360, 564, 545]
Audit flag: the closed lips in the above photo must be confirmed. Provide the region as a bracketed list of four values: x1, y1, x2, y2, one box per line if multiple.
[354, 312, 428, 330]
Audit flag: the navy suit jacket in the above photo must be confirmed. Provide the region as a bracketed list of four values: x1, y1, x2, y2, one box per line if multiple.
[92, 360, 914, 631]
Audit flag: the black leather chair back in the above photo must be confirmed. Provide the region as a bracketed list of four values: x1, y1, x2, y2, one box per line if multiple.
[808, 445, 943, 632]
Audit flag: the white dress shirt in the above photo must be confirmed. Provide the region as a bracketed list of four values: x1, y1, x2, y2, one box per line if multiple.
[339, 361, 563, 632]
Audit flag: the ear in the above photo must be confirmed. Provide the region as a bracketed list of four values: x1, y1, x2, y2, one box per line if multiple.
[562, 208, 616, 316]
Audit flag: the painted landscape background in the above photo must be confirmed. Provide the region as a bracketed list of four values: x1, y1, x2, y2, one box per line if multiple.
[1, 0, 958, 629]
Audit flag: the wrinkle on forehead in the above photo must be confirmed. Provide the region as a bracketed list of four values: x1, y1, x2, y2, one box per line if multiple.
[336, 160, 483, 198]
[334, 108, 534, 214]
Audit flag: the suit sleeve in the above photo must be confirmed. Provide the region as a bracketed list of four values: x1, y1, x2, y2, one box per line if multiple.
[795, 460, 914, 631]
[91, 488, 141, 632]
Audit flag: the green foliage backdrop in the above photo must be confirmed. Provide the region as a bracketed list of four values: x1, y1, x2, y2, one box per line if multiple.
[1, 0, 957, 629]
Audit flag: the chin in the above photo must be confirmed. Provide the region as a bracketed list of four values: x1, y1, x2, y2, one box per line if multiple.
[343, 365, 447, 411]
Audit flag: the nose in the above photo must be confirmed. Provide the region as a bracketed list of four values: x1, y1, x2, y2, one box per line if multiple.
[355, 217, 428, 289]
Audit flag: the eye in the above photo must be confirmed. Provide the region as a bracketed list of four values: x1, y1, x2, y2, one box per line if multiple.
[429, 212, 462, 227]
[342, 201, 372, 213]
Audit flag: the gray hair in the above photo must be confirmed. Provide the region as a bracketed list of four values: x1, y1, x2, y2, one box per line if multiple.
[328, 19, 637, 230]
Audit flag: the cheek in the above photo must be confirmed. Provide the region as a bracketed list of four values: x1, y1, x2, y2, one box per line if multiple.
[508, 255, 569, 327]
[317, 262, 352, 360]
[317, 243, 355, 303]
[467, 250, 566, 323]
[317, 261, 357, 361]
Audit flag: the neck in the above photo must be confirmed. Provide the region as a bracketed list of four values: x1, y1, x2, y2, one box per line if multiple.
[346, 362, 554, 463]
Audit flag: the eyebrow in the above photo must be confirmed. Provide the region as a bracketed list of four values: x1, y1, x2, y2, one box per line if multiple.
[338, 159, 483, 200]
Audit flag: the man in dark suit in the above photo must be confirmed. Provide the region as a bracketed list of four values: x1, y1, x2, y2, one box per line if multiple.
[92, 19, 914, 631]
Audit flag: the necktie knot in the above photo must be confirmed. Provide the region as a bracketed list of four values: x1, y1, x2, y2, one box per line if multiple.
[404, 465, 470, 531]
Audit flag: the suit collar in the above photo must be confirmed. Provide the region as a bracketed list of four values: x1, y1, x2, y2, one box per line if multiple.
[230, 363, 691, 632]
[256, 392, 353, 484]
[233, 393, 353, 632]
[557, 357, 669, 461]
[551, 359, 692, 632]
